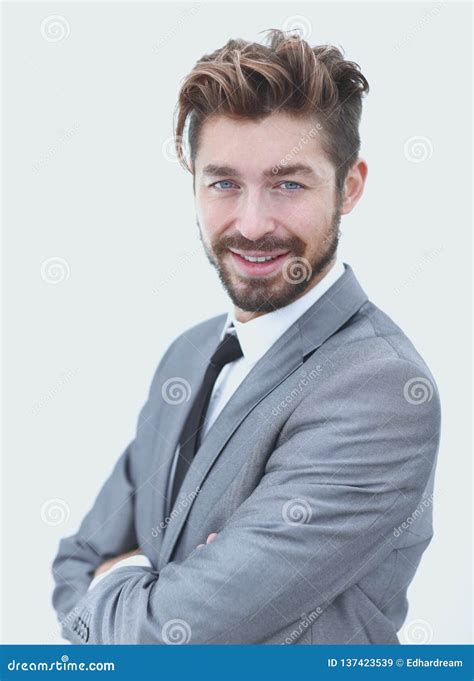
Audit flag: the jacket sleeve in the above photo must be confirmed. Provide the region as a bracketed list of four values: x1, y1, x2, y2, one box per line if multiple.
[60, 356, 441, 644]
[51, 440, 138, 625]
[51, 338, 178, 632]
[88, 554, 153, 592]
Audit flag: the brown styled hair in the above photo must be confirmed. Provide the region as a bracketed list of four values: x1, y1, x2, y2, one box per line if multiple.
[174, 28, 369, 193]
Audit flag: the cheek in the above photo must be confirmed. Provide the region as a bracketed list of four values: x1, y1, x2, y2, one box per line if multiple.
[197, 193, 229, 226]
[296, 189, 334, 219]
[277, 200, 320, 233]
[280, 198, 334, 248]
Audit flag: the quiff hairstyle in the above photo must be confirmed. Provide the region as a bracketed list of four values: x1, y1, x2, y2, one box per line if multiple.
[174, 29, 369, 193]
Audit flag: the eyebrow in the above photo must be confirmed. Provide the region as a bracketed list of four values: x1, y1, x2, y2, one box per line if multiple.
[202, 163, 317, 180]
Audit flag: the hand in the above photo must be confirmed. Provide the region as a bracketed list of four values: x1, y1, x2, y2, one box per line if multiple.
[196, 532, 218, 549]
[93, 547, 141, 578]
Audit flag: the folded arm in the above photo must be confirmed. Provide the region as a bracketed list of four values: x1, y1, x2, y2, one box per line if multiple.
[51, 338, 180, 623]
[51, 440, 141, 620]
[59, 357, 441, 644]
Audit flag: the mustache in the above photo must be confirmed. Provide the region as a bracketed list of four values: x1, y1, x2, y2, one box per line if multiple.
[214, 235, 304, 255]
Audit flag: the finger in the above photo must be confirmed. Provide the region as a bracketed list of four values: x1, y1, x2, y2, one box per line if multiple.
[206, 532, 218, 544]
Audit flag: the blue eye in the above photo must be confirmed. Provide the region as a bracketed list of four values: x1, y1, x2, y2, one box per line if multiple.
[210, 179, 304, 192]
[280, 181, 303, 191]
[212, 180, 236, 190]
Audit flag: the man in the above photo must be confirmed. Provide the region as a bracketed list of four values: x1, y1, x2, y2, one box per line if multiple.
[52, 29, 441, 645]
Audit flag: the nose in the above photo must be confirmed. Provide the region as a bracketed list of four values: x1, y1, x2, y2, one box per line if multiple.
[236, 190, 276, 242]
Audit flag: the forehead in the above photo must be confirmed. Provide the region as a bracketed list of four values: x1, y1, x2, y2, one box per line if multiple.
[195, 111, 332, 178]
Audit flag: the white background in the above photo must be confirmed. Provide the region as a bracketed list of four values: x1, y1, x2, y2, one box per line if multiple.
[2, 1, 472, 644]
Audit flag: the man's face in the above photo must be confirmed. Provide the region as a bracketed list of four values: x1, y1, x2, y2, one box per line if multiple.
[193, 111, 343, 319]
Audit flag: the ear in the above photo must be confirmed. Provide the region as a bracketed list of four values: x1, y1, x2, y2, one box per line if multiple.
[340, 158, 368, 215]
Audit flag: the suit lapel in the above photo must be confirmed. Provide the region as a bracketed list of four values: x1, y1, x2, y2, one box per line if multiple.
[148, 317, 226, 548]
[158, 322, 305, 567]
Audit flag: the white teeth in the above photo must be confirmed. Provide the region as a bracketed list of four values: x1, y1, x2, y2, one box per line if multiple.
[240, 254, 279, 262]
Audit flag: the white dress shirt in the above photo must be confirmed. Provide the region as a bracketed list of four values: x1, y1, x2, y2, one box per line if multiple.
[202, 257, 345, 440]
[88, 257, 345, 590]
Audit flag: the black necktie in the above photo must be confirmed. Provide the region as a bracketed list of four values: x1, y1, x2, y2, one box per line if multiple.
[170, 329, 243, 509]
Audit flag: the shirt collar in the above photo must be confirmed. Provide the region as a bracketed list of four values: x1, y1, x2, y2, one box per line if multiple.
[219, 257, 345, 365]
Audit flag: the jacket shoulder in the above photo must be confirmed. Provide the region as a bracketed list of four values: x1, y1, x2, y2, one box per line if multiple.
[175, 313, 228, 345]
[335, 299, 437, 379]
[151, 313, 227, 376]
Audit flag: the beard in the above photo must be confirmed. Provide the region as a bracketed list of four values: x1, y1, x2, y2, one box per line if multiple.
[198, 207, 342, 314]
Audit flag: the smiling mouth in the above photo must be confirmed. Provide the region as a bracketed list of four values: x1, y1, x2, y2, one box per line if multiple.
[228, 248, 291, 277]
[230, 249, 290, 262]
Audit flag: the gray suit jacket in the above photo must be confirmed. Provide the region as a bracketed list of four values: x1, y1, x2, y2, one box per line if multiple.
[51, 263, 441, 644]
